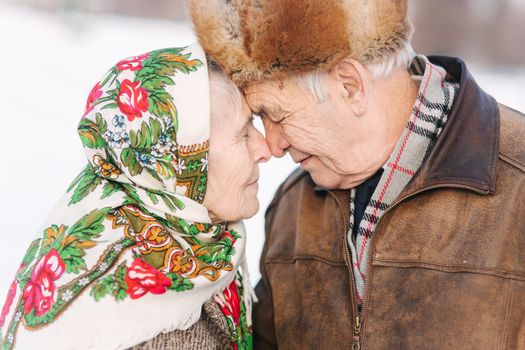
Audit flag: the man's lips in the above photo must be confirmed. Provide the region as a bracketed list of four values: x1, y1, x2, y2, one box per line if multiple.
[298, 156, 312, 166]
[292, 155, 308, 163]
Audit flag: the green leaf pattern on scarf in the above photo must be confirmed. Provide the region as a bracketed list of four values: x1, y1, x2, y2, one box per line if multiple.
[0, 46, 249, 350]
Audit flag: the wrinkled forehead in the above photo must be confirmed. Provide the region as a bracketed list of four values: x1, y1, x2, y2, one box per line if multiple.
[243, 78, 298, 118]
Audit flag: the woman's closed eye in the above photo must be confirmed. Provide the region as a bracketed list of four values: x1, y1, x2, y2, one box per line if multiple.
[236, 125, 250, 142]
[240, 115, 255, 141]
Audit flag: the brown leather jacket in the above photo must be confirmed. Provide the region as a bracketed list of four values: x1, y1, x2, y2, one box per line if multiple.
[253, 57, 525, 350]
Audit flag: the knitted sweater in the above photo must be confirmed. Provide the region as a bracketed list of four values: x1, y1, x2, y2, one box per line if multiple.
[129, 300, 232, 350]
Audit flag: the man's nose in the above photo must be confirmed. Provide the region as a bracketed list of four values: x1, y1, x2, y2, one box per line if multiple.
[252, 129, 271, 163]
[262, 118, 290, 158]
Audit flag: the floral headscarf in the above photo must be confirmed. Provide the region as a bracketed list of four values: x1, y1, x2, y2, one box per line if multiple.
[0, 43, 250, 349]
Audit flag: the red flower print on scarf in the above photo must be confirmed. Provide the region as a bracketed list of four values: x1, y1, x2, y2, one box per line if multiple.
[0, 278, 18, 327]
[220, 231, 237, 244]
[125, 258, 172, 299]
[219, 280, 241, 326]
[22, 249, 66, 317]
[117, 79, 149, 121]
[82, 82, 103, 118]
[116, 53, 149, 71]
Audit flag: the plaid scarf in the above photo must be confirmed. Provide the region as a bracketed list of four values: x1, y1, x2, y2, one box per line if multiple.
[347, 56, 459, 308]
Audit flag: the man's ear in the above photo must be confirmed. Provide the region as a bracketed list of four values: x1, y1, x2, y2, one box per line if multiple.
[330, 57, 370, 116]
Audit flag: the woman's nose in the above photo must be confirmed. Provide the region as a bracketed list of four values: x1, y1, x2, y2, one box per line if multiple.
[262, 118, 290, 158]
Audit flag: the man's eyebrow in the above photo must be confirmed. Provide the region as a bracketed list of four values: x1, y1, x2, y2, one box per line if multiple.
[254, 106, 268, 117]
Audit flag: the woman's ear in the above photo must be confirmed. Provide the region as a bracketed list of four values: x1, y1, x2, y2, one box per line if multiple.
[330, 57, 370, 116]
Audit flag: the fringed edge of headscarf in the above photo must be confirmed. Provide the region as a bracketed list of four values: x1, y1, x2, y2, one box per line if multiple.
[241, 257, 256, 327]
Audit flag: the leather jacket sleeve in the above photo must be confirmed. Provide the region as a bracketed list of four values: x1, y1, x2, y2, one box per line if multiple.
[253, 174, 295, 349]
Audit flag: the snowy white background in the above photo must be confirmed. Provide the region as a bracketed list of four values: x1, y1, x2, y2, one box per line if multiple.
[0, 4, 524, 300]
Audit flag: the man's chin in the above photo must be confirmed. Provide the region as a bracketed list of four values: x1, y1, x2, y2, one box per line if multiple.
[308, 171, 342, 190]
[308, 170, 370, 190]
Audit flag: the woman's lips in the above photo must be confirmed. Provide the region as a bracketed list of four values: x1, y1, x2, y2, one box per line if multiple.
[247, 178, 259, 187]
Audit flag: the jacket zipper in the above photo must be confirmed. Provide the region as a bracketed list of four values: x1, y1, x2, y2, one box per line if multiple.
[359, 183, 490, 347]
[352, 316, 362, 350]
[344, 236, 362, 350]
[332, 183, 489, 349]
[327, 191, 361, 349]
[343, 230, 361, 350]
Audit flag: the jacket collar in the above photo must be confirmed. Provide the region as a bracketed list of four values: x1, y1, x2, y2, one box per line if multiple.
[401, 56, 499, 196]
[320, 56, 500, 200]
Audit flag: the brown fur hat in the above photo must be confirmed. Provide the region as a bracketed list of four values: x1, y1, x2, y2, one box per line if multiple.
[189, 0, 413, 87]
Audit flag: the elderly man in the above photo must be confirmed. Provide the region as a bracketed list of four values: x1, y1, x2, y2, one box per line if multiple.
[190, 1, 525, 349]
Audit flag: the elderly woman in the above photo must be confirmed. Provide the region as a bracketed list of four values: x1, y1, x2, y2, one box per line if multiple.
[0, 42, 269, 350]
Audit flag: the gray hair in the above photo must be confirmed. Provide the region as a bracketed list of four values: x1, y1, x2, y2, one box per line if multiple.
[295, 43, 417, 103]
[207, 57, 243, 125]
